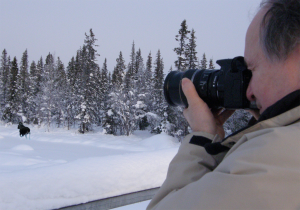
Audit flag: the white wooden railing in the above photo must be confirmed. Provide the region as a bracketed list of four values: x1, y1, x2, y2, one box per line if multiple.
[56, 187, 159, 210]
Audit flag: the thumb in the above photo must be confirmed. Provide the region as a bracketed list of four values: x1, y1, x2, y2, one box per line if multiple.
[181, 78, 203, 107]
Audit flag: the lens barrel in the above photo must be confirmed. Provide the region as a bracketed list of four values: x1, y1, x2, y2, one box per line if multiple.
[163, 57, 256, 110]
[163, 70, 194, 107]
[164, 69, 222, 108]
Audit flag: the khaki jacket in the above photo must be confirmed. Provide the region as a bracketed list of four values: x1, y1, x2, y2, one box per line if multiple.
[147, 105, 300, 210]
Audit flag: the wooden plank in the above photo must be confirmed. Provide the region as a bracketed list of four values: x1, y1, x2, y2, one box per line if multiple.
[56, 187, 159, 210]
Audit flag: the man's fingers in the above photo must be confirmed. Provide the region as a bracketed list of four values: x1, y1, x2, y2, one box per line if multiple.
[181, 78, 203, 107]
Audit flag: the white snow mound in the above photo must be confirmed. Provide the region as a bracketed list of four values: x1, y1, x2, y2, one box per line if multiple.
[11, 145, 34, 151]
[139, 133, 178, 150]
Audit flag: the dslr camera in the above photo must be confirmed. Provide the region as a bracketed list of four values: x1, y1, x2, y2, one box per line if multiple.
[163, 56, 257, 109]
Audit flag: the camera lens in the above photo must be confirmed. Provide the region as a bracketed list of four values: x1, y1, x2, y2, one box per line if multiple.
[163, 69, 223, 108]
[164, 57, 256, 110]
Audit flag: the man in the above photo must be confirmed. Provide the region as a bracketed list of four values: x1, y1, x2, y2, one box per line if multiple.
[147, 0, 300, 209]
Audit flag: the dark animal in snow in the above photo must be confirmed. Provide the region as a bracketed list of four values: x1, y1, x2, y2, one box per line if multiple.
[18, 122, 30, 137]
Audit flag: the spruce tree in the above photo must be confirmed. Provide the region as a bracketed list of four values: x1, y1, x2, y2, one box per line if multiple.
[105, 51, 126, 134]
[34, 57, 44, 126]
[173, 22, 193, 139]
[149, 49, 165, 133]
[100, 58, 109, 105]
[36, 57, 44, 94]
[100, 58, 111, 131]
[174, 20, 190, 71]
[102, 69, 116, 135]
[208, 58, 215, 69]
[117, 43, 140, 135]
[65, 56, 77, 129]
[0, 49, 10, 117]
[112, 51, 126, 89]
[145, 52, 153, 92]
[2, 57, 20, 123]
[125, 41, 136, 90]
[142, 52, 153, 129]
[134, 49, 148, 130]
[19, 49, 29, 122]
[186, 29, 198, 69]
[144, 52, 153, 103]
[41, 53, 56, 131]
[27, 60, 37, 124]
[54, 57, 67, 127]
[200, 53, 207, 69]
[76, 29, 100, 133]
[153, 50, 164, 99]
[135, 48, 143, 77]
[67, 57, 76, 88]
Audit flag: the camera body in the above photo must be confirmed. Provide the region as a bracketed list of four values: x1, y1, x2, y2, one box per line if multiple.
[164, 56, 257, 109]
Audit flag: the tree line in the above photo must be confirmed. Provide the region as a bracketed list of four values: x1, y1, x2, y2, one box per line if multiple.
[0, 20, 250, 138]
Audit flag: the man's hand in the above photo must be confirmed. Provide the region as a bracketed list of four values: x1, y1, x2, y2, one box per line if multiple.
[182, 78, 234, 139]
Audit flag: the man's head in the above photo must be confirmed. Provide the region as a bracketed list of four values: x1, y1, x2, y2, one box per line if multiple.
[245, 0, 300, 114]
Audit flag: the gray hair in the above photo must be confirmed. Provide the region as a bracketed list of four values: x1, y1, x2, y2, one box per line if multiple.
[259, 0, 300, 61]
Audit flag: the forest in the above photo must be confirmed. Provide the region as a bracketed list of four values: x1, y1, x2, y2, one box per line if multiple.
[0, 20, 250, 139]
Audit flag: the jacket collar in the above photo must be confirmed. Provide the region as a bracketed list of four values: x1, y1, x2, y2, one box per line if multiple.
[221, 90, 300, 148]
[204, 90, 300, 155]
[258, 89, 300, 122]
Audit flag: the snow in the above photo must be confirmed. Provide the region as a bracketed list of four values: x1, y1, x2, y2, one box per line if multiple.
[115, 200, 150, 210]
[146, 112, 159, 118]
[134, 101, 146, 109]
[0, 123, 179, 210]
[107, 109, 113, 116]
[11, 144, 34, 151]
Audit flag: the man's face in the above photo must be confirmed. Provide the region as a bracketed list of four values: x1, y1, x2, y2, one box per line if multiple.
[244, 8, 300, 114]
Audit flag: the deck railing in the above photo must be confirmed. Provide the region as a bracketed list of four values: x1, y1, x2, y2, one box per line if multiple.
[57, 187, 159, 210]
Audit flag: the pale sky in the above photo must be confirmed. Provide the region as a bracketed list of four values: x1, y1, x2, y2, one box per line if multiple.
[0, 0, 261, 73]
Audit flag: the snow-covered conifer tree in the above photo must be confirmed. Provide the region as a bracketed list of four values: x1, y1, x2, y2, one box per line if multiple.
[114, 43, 140, 135]
[76, 29, 100, 133]
[100, 58, 109, 106]
[65, 56, 77, 129]
[19, 49, 30, 122]
[41, 53, 56, 131]
[173, 23, 193, 139]
[66, 56, 76, 92]
[112, 51, 126, 89]
[208, 58, 215, 69]
[148, 50, 165, 133]
[134, 49, 148, 130]
[0, 49, 10, 118]
[27, 60, 38, 124]
[2, 57, 20, 123]
[33, 57, 44, 126]
[200, 53, 207, 69]
[100, 58, 111, 129]
[144, 52, 153, 111]
[124, 41, 136, 90]
[105, 51, 126, 134]
[53, 57, 67, 127]
[174, 20, 190, 71]
[145, 52, 153, 93]
[186, 29, 198, 69]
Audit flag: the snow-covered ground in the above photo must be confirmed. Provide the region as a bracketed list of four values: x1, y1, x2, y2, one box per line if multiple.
[115, 200, 150, 210]
[0, 122, 179, 210]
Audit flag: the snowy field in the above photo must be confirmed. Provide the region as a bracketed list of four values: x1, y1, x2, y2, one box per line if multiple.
[115, 200, 150, 210]
[0, 122, 179, 210]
